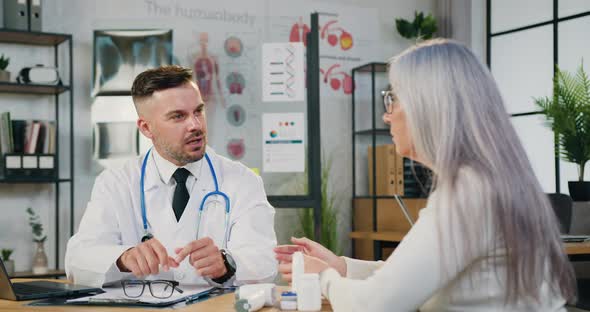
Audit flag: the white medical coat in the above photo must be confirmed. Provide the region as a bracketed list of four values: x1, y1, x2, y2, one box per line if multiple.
[65, 148, 277, 288]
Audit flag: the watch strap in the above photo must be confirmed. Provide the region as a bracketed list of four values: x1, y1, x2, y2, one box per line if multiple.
[212, 250, 236, 284]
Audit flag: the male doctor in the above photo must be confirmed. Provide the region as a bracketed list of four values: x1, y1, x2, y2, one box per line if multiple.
[65, 65, 277, 288]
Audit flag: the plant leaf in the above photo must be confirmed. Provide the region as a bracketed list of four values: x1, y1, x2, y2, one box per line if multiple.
[537, 61, 590, 180]
[420, 14, 438, 39]
[297, 152, 341, 255]
[395, 18, 416, 39]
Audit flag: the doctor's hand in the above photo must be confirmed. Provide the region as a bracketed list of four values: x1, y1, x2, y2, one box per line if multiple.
[274, 237, 347, 277]
[174, 237, 227, 279]
[117, 238, 180, 278]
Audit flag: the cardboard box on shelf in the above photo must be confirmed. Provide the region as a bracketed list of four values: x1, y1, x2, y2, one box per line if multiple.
[368, 144, 403, 196]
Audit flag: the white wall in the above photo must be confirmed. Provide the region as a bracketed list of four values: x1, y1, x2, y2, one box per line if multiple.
[0, 0, 435, 271]
[470, 0, 486, 62]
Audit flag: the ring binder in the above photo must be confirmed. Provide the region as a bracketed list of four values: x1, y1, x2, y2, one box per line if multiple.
[3, 153, 55, 180]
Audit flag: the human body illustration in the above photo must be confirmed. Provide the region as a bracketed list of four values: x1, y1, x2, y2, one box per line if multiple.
[190, 33, 225, 109]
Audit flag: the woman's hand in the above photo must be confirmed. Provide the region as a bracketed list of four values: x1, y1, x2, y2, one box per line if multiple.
[303, 254, 330, 274]
[278, 254, 330, 282]
[274, 237, 347, 282]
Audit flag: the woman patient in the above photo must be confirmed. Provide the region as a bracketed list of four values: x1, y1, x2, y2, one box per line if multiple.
[275, 39, 576, 311]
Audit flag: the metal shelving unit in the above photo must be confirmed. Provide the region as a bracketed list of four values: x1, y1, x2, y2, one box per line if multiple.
[0, 82, 70, 94]
[0, 29, 73, 277]
[351, 62, 430, 260]
[351, 62, 389, 231]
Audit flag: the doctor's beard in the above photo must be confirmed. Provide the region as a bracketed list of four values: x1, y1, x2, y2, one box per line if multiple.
[153, 131, 207, 165]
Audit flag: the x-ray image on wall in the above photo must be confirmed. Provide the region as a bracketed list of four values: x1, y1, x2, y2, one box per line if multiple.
[92, 29, 173, 96]
[93, 121, 139, 159]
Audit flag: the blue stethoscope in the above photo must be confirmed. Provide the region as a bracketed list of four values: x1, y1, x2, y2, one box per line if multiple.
[139, 148, 231, 249]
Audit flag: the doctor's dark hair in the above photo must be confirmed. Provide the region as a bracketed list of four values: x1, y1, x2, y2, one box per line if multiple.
[131, 65, 193, 103]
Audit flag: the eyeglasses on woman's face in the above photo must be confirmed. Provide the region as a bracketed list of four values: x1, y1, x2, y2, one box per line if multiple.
[121, 280, 184, 299]
[381, 90, 398, 114]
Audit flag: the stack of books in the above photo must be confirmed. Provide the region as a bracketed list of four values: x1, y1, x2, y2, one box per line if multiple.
[0, 111, 56, 178]
[0, 111, 56, 156]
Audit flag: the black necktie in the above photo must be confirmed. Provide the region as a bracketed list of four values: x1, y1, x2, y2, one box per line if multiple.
[172, 168, 191, 221]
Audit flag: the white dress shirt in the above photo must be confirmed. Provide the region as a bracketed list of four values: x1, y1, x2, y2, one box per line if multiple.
[65, 147, 277, 288]
[152, 145, 202, 206]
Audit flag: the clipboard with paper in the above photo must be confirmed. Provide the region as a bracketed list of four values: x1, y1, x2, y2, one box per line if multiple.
[66, 285, 215, 307]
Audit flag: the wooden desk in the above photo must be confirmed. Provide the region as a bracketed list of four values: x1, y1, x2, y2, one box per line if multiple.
[565, 242, 590, 261]
[0, 280, 331, 311]
[351, 231, 590, 261]
[9, 269, 65, 279]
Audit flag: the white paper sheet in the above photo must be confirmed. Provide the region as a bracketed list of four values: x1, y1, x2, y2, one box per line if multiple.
[67, 284, 213, 304]
[262, 113, 305, 172]
[262, 42, 305, 102]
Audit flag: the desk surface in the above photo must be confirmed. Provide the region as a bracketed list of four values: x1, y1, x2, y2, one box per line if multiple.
[565, 242, 590, 255]
[0, 280, 332, 311]
[350, 231, 590, 256]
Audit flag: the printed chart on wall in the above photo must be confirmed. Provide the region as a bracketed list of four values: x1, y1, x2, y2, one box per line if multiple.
[262, 42, 305, 102]
[262, 113, 305, 172]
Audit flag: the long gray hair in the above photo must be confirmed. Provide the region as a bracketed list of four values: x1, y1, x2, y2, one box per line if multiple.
[388, 39, 576, 304]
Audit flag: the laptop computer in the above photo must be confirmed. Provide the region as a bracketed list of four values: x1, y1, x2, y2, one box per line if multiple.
[561, 234, 590, 243]
[0, 258, 103, 301]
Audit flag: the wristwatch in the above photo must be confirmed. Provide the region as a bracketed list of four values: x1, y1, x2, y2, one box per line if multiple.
[211, 249, 236, 285]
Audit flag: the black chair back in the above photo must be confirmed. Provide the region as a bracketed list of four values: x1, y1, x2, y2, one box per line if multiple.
[547, 193, 573, 234]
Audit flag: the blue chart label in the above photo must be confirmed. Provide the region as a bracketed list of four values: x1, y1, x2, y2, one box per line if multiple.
[265, 140, 303, 144]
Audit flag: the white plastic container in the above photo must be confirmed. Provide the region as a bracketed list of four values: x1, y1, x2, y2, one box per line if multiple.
[291, 251, 304, 293]
[297, 273, 322, 311]
[235, 283, 276, 306]
[234, 289, 265, 312]
[280, 291, 297, 310]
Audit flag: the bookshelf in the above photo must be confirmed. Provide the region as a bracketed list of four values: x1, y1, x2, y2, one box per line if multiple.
[351, 62, 430, 261]
[0, 29, 73, 277]
[0, 82, 69, 94]
[0, 178, 71, 184]
[0, 29, 69, 46]
[354, 128, 390, 136]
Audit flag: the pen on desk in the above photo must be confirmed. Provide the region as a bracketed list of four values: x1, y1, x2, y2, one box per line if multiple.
[184, 288, 235, 305]
[184, 293, 210, 305]
[87, 297, 140, 304]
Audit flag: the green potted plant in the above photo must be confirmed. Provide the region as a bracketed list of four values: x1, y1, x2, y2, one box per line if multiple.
[395, 11, 438, 43]
[27, 207, 48, 274]
[0, 54, 10, 82]
[297, 155, 341, 255]
[1, 248, 14, 276]
[535, 62, 590, 201]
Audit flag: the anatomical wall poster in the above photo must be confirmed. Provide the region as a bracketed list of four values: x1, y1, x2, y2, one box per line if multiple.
[269, 2, 380, 95]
